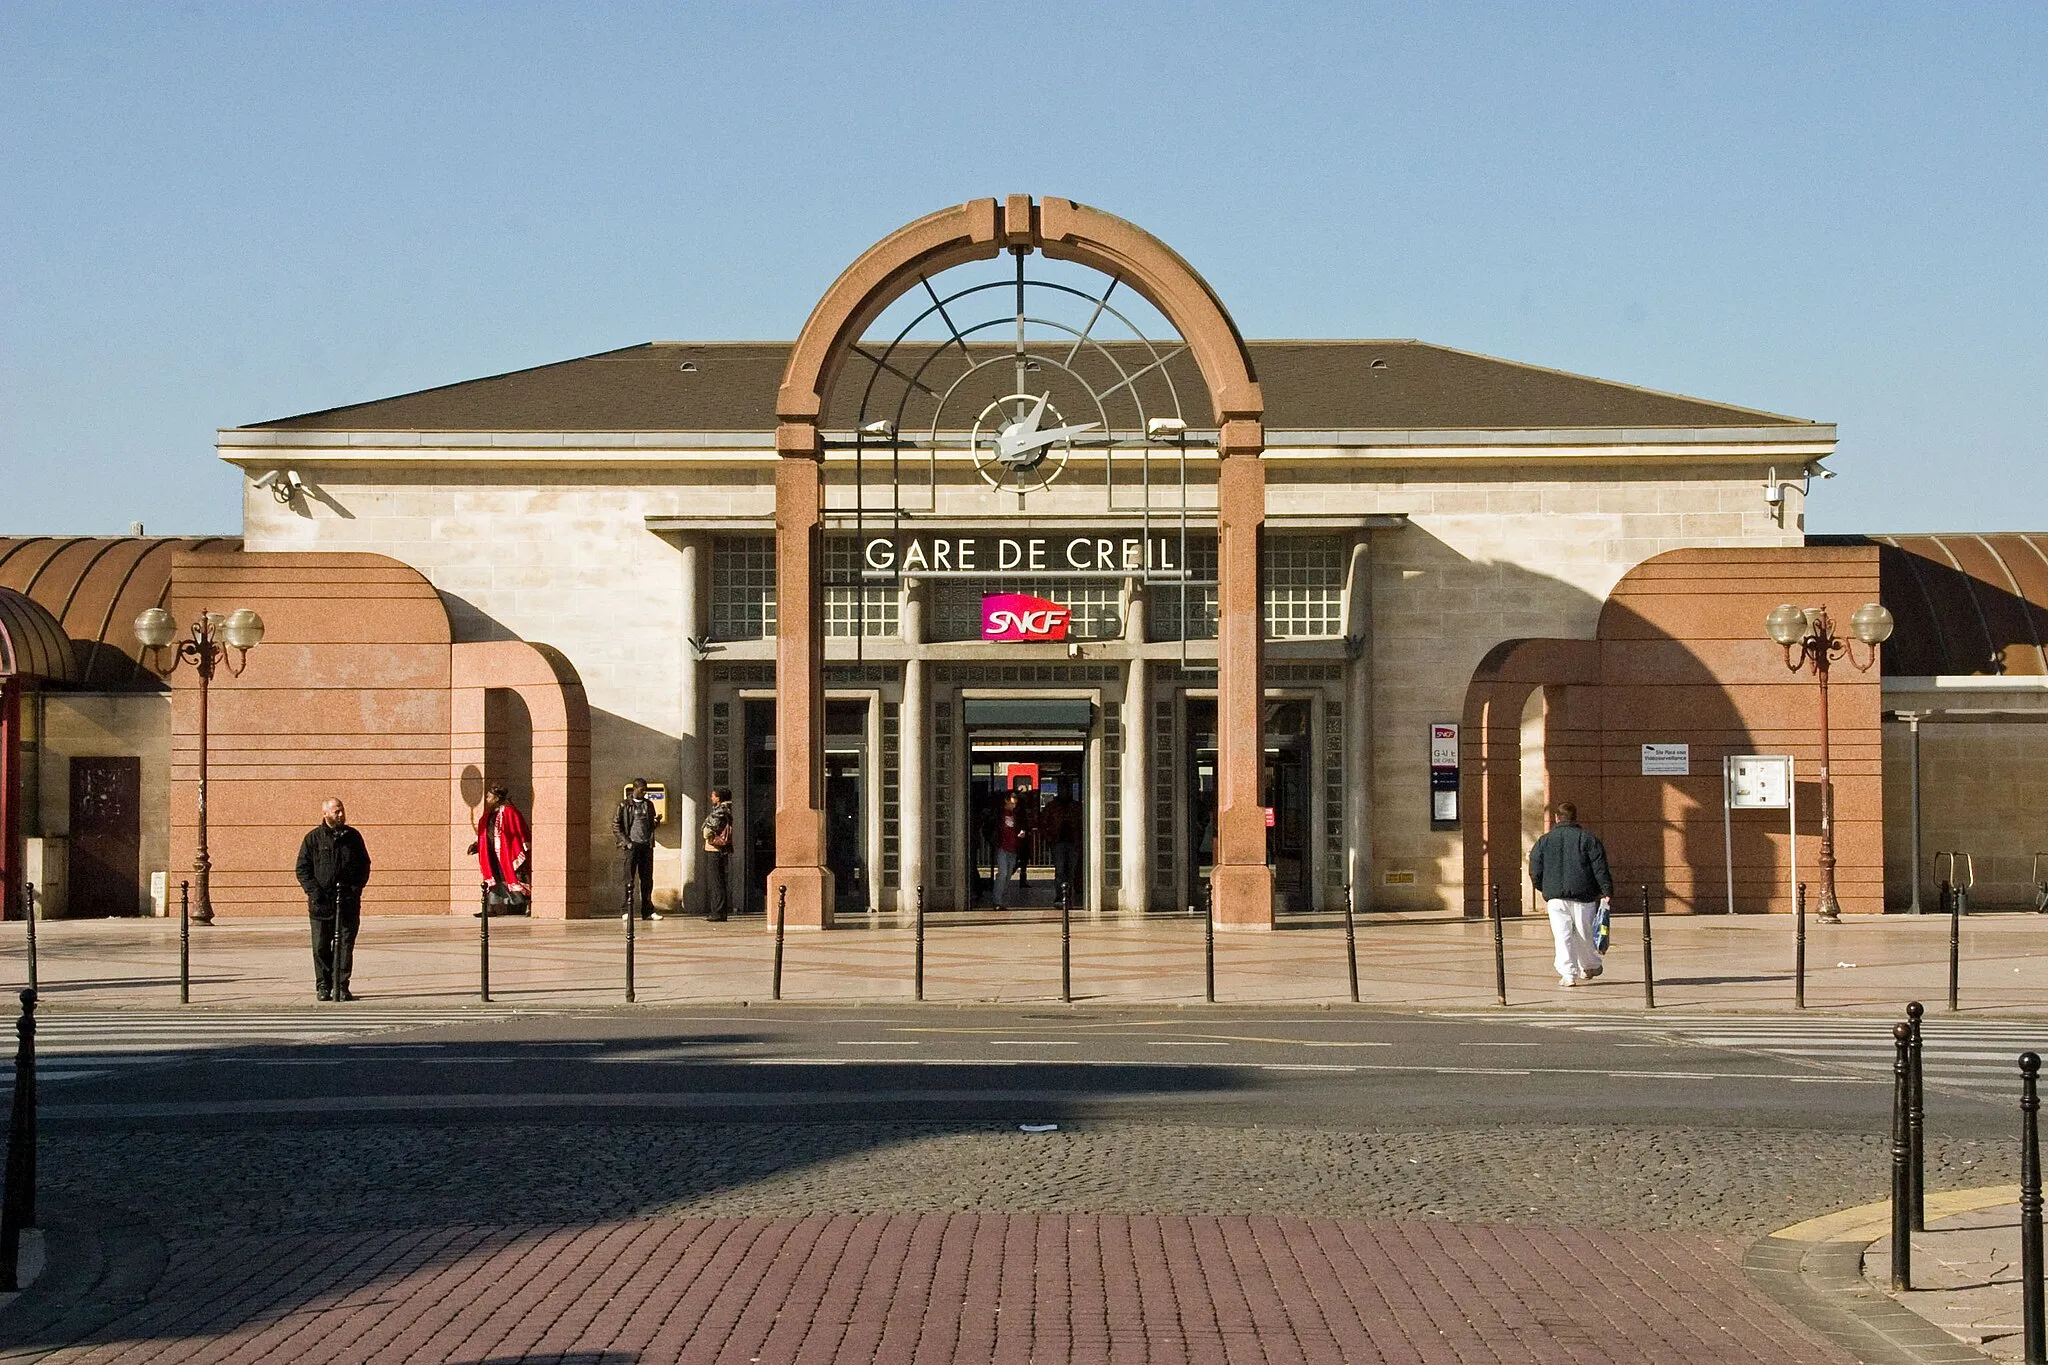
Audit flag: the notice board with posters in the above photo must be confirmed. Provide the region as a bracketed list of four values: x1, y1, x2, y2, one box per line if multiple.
[1721, 755, 1796, 914]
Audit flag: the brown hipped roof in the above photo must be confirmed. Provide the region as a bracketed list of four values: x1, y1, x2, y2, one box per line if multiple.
[242, 340, 1815, 433]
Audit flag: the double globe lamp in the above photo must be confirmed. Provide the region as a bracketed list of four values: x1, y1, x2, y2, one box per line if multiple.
[1765, 600, 1894, 923]
[133, 606, 265, 925]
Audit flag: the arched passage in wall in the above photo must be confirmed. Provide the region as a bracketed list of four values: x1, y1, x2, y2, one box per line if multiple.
[452, 640, 591, 920]
[767, 196, 1274, 928]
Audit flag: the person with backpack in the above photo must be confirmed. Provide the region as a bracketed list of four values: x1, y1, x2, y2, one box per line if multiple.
[1527, 801, 1613, 987]
[700, 786, 734, 921]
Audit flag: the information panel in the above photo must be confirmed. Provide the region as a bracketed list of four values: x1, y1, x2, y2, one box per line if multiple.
[1429, 723, 1460, 825]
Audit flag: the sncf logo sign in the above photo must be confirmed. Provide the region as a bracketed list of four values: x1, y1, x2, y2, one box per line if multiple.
[982, 593, 1071, 642]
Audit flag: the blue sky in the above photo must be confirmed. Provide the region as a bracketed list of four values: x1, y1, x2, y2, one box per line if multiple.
[2, 1, 2042, 534]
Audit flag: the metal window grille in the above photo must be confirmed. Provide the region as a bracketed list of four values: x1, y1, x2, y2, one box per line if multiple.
[1324, 698, 1346, 896]
[1151, 694, 1176, 905]
[932, 580, 1121, 641]
[709, 702, 731, 790]
[932, 699, 954, 892]
[1103, 705, 1123, 877]
[1264, 537, 1345, 638]
[882, 703, 901, 882]
[710, 536, 776, 639]
[826, 538, 898, 638]
[1147, 536, 1219, 641]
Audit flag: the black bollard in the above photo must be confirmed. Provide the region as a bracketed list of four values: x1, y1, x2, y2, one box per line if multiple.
[1795, 881, 1807, 1010]
[1204, 882, 1215, 1004]
[772, 883, 787, 1002]
[179, 881, 191, 1005]
[332, 903, 346, 1006]
[912, 885, 923, 1003]
[1344, 884, 1359, 1005]
[624, 873, 637, 1005]
[1640, 883, 1656, 1010]
[1060, 887, 1072, 1004]
[1891, 1020, 1914, 1291]
[479, 884, 492, 1003]
[1489, 882, 1507, 1007]
[1907, 1001, 1926, 1232]
[2019, 1052, 2043, 1365]
[22, 882, 34, 995]
[0, 989, 37, 1290]
[1948, 889, 1962, 1013]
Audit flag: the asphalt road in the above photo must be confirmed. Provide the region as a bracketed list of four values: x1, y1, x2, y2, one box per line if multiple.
[37, 1003, 2033, 1134]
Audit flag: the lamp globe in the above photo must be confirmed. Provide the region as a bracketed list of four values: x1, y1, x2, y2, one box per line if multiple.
[221, 608, 266, 651]
[133, 607, 178, 651]
[1849, 602, 1895, 645]
[1764, 603, 1808, 647]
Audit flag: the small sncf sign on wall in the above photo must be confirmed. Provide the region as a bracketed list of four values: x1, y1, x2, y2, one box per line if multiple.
[983, 593, 1071, 642]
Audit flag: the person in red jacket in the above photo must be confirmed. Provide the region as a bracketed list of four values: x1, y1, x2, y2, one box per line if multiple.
[468, 782, 531, 915]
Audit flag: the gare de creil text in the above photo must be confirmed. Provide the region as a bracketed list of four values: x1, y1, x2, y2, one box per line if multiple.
[861, 532, 1192, 579]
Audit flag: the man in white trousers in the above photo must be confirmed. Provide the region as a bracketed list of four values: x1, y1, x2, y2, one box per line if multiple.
[1527, 802, 1613, 987]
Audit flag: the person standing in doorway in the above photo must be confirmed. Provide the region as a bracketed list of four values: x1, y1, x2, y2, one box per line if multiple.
[295, 797, 371, 1001]
[992, 790, 1024, 908]
[1043, 787, 1082, 907]
[467, 782, 530, 915]
[700, 786, 734, 921]
[614, 778, 661, 920]
[1528, 801, 1612, 987]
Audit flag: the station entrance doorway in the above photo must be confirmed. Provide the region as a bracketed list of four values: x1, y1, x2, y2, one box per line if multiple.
[741, 697, 872, 916]
[1186, 698, 1314, 914]
[963, 698, 1091, 911]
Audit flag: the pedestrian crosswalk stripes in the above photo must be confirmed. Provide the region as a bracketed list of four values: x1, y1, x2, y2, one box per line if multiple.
[2, 1008, 530, 1086]
[1447, 1011, 2048, 1099]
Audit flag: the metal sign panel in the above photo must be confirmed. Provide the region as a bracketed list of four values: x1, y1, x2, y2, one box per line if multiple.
[1429, 722, 1460, 825]
[1641, 743, 1690, 776]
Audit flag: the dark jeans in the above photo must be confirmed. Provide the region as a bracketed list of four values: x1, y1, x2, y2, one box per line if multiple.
[1051, 843, 1081, 904]
[622, 843, 654, 915]
[704, 848, 732, 919]
[308, 903, 360, 994]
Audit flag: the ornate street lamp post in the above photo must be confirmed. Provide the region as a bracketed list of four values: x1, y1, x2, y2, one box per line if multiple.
[1766, 601, 1894, 923]
[134, 607, 264, 924]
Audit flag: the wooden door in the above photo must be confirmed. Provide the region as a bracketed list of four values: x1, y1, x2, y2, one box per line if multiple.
[68, 756, 141, 918]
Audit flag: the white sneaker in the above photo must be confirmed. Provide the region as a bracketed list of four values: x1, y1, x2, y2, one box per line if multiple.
[1561, 975, 1583, 988]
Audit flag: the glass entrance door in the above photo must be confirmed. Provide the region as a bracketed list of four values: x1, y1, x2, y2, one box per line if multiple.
[967, 741, 1086, 909]
[1185, 698, 1314, 914]
[741, 697, 871, 915]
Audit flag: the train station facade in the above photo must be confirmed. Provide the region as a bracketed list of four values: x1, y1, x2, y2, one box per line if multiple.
[6, 197, 2043, 927]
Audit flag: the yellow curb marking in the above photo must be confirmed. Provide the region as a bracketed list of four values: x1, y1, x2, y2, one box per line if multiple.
[1771, 1184, 2021, 1244]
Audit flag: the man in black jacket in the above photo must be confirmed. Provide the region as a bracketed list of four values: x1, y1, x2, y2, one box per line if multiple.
[1527, 801, 1612, 988]
[295, 797, 372, 1001]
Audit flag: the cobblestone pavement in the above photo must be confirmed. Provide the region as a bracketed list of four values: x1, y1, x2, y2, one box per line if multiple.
[34, 1121, 2012, 1239]
[0, 1119, 2012, 1363]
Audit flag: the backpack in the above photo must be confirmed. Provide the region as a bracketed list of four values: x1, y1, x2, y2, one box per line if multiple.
[700, 806, 732, 850]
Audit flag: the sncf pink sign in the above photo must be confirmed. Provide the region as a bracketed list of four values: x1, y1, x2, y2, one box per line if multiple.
[982, 593, 1071, 642]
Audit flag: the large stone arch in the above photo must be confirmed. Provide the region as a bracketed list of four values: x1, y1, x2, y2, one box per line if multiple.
[769, 195, 1275, 928]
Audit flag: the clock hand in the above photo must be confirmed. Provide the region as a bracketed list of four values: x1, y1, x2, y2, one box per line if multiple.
[995, 393, 1052, 460]
[1001, 421, 1100, 458]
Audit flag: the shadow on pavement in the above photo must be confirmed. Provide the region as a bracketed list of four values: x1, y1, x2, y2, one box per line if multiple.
[1, 1028, 1261, 1355]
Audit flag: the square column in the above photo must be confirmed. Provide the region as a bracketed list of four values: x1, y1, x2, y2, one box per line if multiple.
[898, 577, 928, 913]
[1211, 423, 1273, 929]
[767, 435, 834, 928]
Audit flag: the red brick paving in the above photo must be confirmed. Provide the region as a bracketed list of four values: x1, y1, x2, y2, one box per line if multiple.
[40, 1214, 1856, 1364]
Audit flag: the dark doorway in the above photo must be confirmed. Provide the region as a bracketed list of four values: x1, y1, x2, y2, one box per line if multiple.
[825, 699, 869, 914]
[1186, 699, 1314, 914]
[68, 755, 141, 918]
[740, 698, 873, 916]
[968, 741, 1086, 909]
[743, 699, 774, 916]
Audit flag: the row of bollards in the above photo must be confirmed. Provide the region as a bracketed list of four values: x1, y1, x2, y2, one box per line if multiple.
[0, 989, 36, 1291]
[1884, 1001, 2044, 1365]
